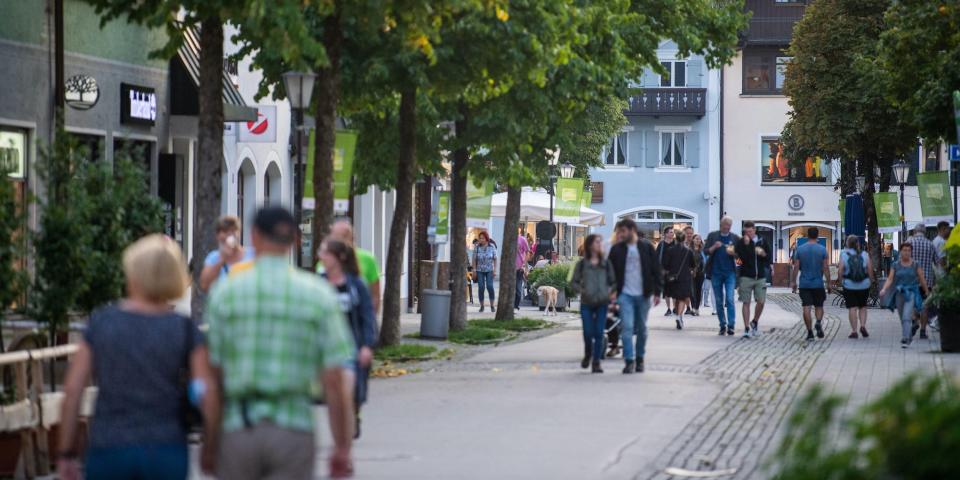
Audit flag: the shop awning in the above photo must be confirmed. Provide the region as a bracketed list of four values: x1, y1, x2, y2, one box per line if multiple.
[490, 188, 605, 226]
[172, 25, 257, 122]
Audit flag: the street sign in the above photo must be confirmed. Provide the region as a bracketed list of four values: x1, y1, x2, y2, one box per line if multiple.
[950, 144, 960, 162]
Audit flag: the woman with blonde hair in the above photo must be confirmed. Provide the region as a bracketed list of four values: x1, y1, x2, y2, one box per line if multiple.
[58, 235, 217, 479]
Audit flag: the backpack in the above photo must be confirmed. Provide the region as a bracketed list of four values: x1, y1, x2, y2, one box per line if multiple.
[845, 251, 868, 282]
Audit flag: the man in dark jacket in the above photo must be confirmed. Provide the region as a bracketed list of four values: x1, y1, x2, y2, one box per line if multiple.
[733, 221, 770, 338]
[704, 217, 740, 336]
[608, 218, 663, 374]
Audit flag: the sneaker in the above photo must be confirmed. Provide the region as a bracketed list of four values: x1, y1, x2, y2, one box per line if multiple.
[623, 360, 636, 374]
[491, 305, 496, 313]
[665, 308, 673, 317]
[848, 331, 858, 339]
[719, 327, 727, 336]
[815, 322, 825, 339]
[901, 339, 909, 349]
[479, 305, 484, 313]
[636, 358, 645, 373]
[750, 320, 759, 337]
[676, 318, 683, 330]
[591, 361, 603, 373]
[911, 323, 920, 338]
[354, 416, 362, 439]
[860, 326, 869, 338]
[743, 330, 752, 339]
[920, 329, 928, 340]
[806, 330, 815, 341]
[581, 356, 590, 369]
[726, 327, 736, 336]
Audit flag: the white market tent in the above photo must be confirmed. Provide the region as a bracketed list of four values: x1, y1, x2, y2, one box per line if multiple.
[489, 188, 605, 226]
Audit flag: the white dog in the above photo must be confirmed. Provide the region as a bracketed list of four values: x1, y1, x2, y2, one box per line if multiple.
[537, 285, 559, 316]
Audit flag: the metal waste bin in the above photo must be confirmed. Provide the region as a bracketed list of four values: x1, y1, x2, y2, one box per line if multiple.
[420, 289, 451, 339]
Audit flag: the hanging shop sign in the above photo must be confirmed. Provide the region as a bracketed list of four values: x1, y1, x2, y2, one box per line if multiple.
[466, 176, 495, 229]
[120, 83, 157, 126]
[875, 192, 901, 234]
[239, 105, 277, 143]
[917, 171, 953, 223]
[65, 74, 99, 110]
[554, 177, 585, 224]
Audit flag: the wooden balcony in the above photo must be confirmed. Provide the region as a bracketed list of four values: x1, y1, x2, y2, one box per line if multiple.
[624, 88, 707, 117]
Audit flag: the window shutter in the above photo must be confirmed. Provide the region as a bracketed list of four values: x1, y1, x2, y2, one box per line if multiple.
[640, 68, 657, 88]
[645, 131, 659, 168]
[590, 182, 604, 203]
[687, 131, 700, 168]
[686, 59, 703, 87]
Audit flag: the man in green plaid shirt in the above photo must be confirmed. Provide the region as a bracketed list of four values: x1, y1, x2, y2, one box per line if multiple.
[203, 207, 356, 479]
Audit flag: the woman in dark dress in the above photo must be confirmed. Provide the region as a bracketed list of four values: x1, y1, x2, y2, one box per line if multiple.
[690, 234, 705, 316]
[319, 239, 377, 439]
[664, 231, 694, 330]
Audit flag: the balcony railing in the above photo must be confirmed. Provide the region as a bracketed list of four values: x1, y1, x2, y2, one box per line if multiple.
[742, 16, 803, 45]
[625, 88, 707, 117]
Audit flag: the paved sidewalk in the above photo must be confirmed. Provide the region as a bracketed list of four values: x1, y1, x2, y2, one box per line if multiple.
[187, 292, 960, 479]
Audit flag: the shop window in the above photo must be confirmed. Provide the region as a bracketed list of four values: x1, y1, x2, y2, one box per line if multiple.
[69, 133, 104, 163]
[761, 136, 830, 185]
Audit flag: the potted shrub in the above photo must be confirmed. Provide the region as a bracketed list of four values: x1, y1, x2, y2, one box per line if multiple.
[928, 237, 960, 352]
[532, 263, 574, 312]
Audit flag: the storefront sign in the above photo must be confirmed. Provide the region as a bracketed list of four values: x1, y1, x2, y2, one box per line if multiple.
[466, 176, 495, 229]
[239, 105, 277, 143]
[787, 194, 805, 216]
[434, 191, 450, 243]
[875, 192, 901, 234]
[65, 74, 99, 110]
[0, 130, 25, 178]
[120, 83, 157, 126]
[555, 177, 584, 224]
[581, 191, 592, 209]
[303, 129, 357, 212]
[917, 171, 953, 223]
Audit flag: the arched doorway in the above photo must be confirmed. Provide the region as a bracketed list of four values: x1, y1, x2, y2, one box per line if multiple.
[237, 158, 257, 245]
[264, 161, 282, 207]
[616, 207, 697, 243]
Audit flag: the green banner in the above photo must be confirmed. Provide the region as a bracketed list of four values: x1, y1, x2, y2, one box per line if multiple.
[435, 191, 450, 243]
[581, 191, 592, 209]
[466, 177, 495, 229]
[875, 192, 901, 234]
[917, 171, 953, 223]
[555, 178, 585, 224]
[839, 198, 845, 225]
[303, 129, 358, 212]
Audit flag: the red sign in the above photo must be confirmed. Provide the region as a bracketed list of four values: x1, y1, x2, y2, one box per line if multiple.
[246, 113, 269, 135]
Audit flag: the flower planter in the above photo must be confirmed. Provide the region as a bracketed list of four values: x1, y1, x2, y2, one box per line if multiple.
[940, 311, 960, 353]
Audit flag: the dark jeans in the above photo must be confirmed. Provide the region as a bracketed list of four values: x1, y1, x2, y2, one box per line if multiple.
[580, 304, 607, 361]
[85, 443, 188, 480]
[515, 269, 525, 309]
[692, 273, 704, 310]
[477, 271, 495, 304]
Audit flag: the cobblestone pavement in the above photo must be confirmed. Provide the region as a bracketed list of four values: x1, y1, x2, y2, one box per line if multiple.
[642, 293, 960, 480]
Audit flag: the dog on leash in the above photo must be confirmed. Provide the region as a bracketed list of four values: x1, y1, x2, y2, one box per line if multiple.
[537, 285, 559, 316]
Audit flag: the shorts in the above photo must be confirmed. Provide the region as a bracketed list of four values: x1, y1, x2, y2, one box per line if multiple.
[738, 276, 767, 303]
[843, 288, 869, 309]
[799, 288, 826, 307]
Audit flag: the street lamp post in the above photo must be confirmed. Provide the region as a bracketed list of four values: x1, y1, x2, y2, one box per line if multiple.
[893, 160, 911, 243]
[282, 70, 317, 267]
[546, 148, 560, 258]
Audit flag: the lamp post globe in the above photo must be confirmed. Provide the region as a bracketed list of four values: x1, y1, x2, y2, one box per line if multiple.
[282, 71, 317, 110]
[560, 162, 575, 179]
[893, 160, 910, 186]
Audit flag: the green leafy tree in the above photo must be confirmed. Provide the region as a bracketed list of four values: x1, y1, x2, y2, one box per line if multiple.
[75, 151, 165, 314]
[84, 0, 320, 317]
[0, 158, 27, 353]
[879, 0, 960, 143]
[31, 131, 91, 351]
[783, 0, 916, 279]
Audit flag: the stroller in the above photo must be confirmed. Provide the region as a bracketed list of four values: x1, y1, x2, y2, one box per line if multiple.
[605, 300, 622, 358]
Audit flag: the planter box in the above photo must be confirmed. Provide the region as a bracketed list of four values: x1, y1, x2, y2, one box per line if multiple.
[940, 311, 960, 353]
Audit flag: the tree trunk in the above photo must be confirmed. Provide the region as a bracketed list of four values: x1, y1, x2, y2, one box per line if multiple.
[380, 87, 417, 346]
[190, 17, 225, 320]
[448, 107, 470, 331]
[310, 14, 342, 267]
[496, 185, 522, 320]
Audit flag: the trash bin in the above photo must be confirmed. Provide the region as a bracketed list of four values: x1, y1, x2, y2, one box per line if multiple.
[420, 289, 451, 339]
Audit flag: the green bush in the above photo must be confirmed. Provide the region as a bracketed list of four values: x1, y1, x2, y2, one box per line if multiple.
[374, 344, 438, 362]
[770, 374, 960, 479]
[469, 318, 553, 332]
[928, 243, 960, 313]
[530, 262, 574, 297]
[448, 326, 515, 345]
